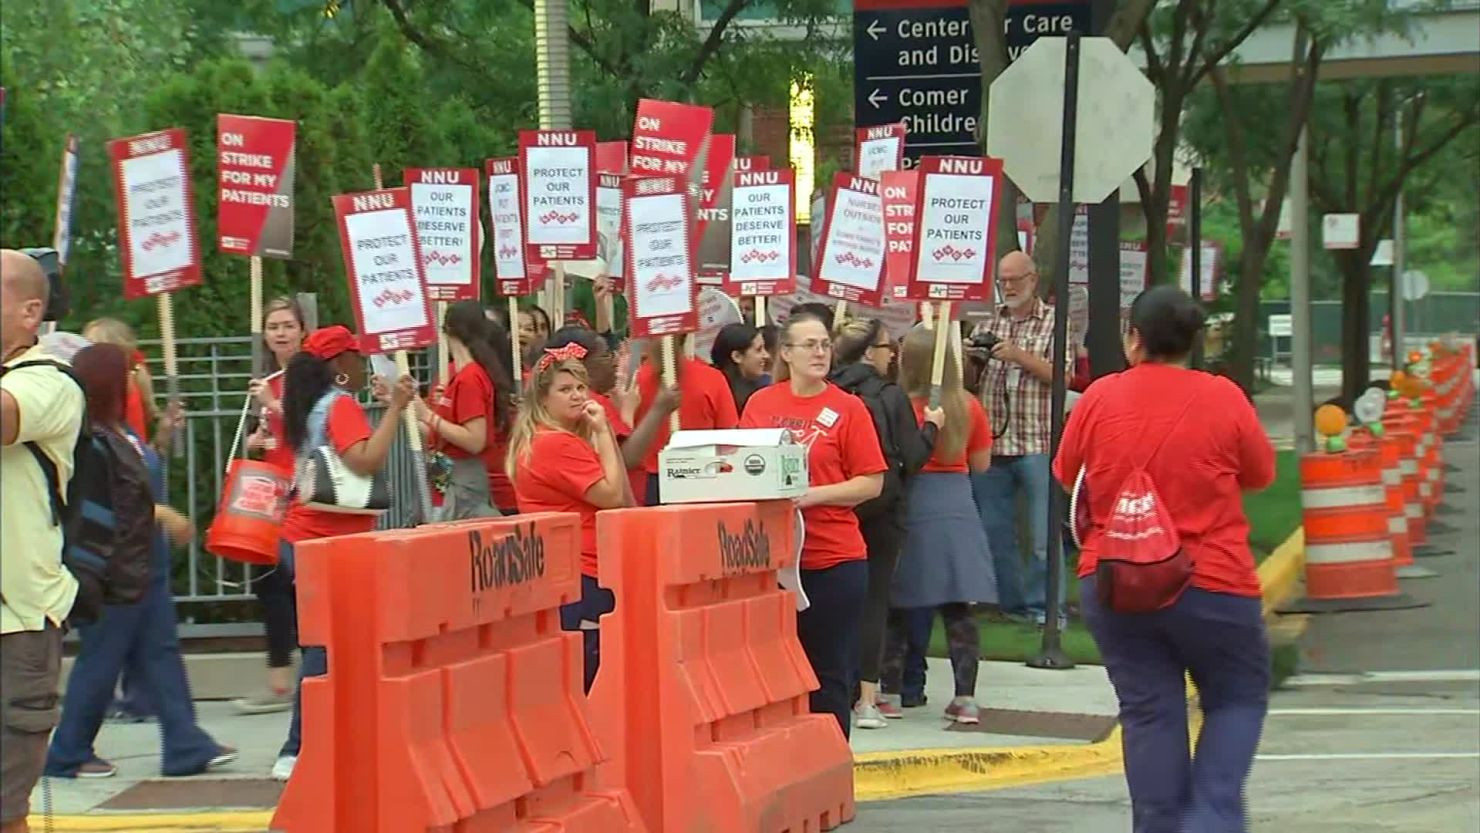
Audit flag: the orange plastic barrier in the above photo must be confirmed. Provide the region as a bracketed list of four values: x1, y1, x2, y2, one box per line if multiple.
[588, 501, 856, 833]
[1347, 432, 1414, 572]
[1297, 450, 1396, 601]
[271, 513, 646, 833]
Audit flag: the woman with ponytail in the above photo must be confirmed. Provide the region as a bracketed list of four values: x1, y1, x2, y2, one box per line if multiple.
[416, 301, 519, 517]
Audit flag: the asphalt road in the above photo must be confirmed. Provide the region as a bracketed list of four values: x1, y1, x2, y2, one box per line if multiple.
[856, 416, 1480, 832]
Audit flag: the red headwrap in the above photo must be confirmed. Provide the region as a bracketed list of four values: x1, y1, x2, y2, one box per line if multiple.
[533, 342, 588, 376]
[303, 326, 357, 361]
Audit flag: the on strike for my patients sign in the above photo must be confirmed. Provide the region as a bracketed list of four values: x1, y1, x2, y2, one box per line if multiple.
[109, 128, 202, 299]
[909, 156, 1002, 302]
[519, 130, 597, 261]
[624, 176, 697, 338]
[405, 167, 480, 301]
[217, 114, 296, 258]
[813, 173, 886, 307]
[725, 169, 795, 298]
[333, 188, 435, 353]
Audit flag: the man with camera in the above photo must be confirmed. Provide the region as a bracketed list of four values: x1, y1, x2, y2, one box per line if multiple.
[971, 250, 1071, 627]
[1, 248, 83, 833]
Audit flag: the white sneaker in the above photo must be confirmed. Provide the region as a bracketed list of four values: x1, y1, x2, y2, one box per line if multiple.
[271, 755, 297, 782]
[853, 702, 888, 730]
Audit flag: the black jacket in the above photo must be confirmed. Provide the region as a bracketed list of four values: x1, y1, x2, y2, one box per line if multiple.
[830, 362, 938, 522]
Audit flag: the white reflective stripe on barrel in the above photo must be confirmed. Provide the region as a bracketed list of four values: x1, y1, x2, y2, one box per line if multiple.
[1406, 503, 1424, 519]
[1382, 468, 1402, 486]
[1388, 515, 1407, 535]
[1401, 459, 1418, 475]
[1300, 485, 1387, 509]
[1306, 539, 1393, 565]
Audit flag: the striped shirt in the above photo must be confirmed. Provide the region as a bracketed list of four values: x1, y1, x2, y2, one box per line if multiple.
[978, 298, 1070, 456]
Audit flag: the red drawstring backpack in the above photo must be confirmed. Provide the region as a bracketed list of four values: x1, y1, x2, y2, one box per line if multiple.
[1087, 397, 1197, 613]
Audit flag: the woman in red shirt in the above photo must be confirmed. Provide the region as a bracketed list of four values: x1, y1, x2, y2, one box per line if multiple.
[506, 344, 633, 692]
[417, 300, 518, 517]
[740, 312, 886, 738]
[271, 325, 415, 782]
[884, 325, 997, 725]
[633, 334, 739, 504]
[1053, 286, 1275, 832]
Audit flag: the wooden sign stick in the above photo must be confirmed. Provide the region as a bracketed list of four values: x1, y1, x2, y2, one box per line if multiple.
[928, 300, 952, 408]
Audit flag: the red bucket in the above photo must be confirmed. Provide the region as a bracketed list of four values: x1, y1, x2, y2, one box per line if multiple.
[205, 460, 292, 565]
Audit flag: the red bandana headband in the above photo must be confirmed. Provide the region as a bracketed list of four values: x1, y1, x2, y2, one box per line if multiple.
[533, 342, 588, 375]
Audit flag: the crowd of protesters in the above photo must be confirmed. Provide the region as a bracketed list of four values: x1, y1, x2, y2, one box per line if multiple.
[0, 245, 1274, 833]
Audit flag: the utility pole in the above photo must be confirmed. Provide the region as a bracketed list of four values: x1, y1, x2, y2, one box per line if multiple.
[1392, 107, 1407, 367]
[1290, 124, 1315, 454]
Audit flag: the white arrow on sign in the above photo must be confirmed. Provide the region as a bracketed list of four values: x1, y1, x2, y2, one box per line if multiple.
[868, 89, 887, 108]
[987, 37, 1154, 204]
[867, 20, 886, 40]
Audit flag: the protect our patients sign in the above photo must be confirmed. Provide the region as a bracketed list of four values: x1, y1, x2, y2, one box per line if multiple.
[724, 169, 795, 298]
[813, 173, 886, 307]
[332, 187, 435, 354]
[109, 128, 202, 299]
[404, 167, 480, 301]
[908, 156, 1002, 302]
[519, 130, 597, 261]
[216, 114, 296, 258]
[624, 176, 697, 338]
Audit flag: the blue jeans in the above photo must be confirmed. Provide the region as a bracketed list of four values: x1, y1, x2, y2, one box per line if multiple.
[279, 539, 327, 759]
[974, 454, 1060, 618]
[1081, 577, 1270, 833]
[46, 542, 221, 777]
[558, 575, 616, 693]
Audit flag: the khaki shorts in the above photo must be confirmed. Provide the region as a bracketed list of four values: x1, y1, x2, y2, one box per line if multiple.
[1, 624, 63, 824]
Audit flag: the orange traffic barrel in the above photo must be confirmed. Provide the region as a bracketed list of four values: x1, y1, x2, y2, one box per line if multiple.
[1418, 391, 1445, 509]
[1348, 432, 1435, 580]
[1279, 449, 1424, 613]
[1384, 424, 1429, 548]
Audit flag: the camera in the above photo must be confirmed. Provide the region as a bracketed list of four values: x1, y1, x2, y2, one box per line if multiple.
[20, 248, 67, 322]
[968, 331, 1001, 355]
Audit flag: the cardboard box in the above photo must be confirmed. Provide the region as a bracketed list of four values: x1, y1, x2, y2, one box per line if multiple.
[658, 429, 809, 504]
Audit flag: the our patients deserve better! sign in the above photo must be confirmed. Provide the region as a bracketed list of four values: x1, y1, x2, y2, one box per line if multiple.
[110, 127, 202, 299]
[332, 187, 435, 354]
[404, 167, 480, 301]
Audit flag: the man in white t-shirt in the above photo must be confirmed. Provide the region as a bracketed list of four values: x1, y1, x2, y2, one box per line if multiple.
[1, 249, 83, 833]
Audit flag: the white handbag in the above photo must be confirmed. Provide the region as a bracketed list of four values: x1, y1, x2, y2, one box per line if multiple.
[293, 391, 389, 515]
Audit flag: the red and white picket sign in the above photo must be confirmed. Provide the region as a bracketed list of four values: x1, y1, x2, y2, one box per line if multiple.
[596, 140, 629, 175]
[908, 156, 1003, 303]
[724, 168, 796, 298]
[217, 115, 296, 259]
[53, 135, 80, 269]
[403, 167, 480, 301]
[624, 175, 697, 338]
[596, 172, 626, 292]
[110, 128, 202, 299]
[814, 173, 886, 306]
[734, 156, 770, 173]
[631, 99, 714, 180]
[880, 169, 918, 302]
[1119, 241, 1150, 311]
[332, 187, 435, 354]
[486, 158, 541, 298]
[696, 133, 737, 278]
[519, 130, 597, 262]
[1179, 241, 1223, 301]
[856, 122, 905, 181]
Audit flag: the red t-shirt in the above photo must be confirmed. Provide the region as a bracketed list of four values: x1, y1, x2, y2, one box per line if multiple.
[590, 391, 645, 505]
[281, 396, 378, 543]
[740, 383, 887, 571]
[261, 374, 294, 473]
[913, 395, 991, 473]
[634, 358, 739, 474]
[1052, 363, 1276, 598]
[431, 362, 515, 509]
[512, 428, 607, 577]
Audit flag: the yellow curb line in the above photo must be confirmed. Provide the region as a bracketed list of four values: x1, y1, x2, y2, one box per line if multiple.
[34, 529, 1309, 828]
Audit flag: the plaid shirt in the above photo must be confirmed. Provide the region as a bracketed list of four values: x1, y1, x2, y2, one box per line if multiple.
[978, 298, 1071, 456]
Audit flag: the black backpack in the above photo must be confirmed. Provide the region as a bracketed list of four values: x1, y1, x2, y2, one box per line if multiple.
[838, 372, 905, 522]
[1, 360, 155, 624]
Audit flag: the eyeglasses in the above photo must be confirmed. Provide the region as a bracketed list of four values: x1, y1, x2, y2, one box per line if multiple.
[997, 273, 1035, 286]
[787, 340, 832, 353]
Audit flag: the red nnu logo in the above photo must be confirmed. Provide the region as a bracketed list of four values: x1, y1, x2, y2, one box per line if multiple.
[141, 231, 181, 252]
[373, 288, 415, 308]
[646, 273, 684, 292]
[932, 245, 977, 262]
[423, 251, 463, 267]
[539, 211, 580, 224]
[834, 251, 875, 269]
[497, 245, 519, 259]
[740, 249, 780, 264]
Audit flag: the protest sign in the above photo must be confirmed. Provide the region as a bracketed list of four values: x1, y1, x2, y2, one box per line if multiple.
[624, 176, 697, 338]
[734, 155, 770, 173]
[880, 169, 918, 302]
[596, 140, 628, 174]
[519, 130, 597, 261]
[1119, 241, 1149, 311]
[109, 128, 202, 299]
[217, 115, 295, 258]
[1069, 206, 1089, 284]
[486, 158, 542, 297]
[908, 156, 1002, 302]
[404, 167, 480, 301]
[631, 99, 713, 181]
[696, 133, 737, 279]
[53, 135, 79, 267]
[813, 173, 886, 306]
[332, 187, 435, 353]
[724, 169, 795, 298]
[1179, 241, 1223, 301]
[692, 287, 744, 360]
[596, 172, 626, 291]
[856, 122, 905, 181]
[772, 276, 917, 340]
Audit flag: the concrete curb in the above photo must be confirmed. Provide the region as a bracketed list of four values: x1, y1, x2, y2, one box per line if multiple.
[34, 528, 1309, 827]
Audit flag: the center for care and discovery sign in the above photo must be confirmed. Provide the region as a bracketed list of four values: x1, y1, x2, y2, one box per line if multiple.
[109, 128, 202, 299]
[404, 167, 480, 301]
[333, 187, 435, 353]
[625, 176, 697, 338]
[216, 114, 296, 258]
[519, 130, 597, 262]
[724, 169, 796, 298]
[813, 173, 886, 306]
[908, 155, 1002, 301]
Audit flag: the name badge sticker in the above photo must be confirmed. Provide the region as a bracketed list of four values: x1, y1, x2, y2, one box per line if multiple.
[817, 407, 840, 428]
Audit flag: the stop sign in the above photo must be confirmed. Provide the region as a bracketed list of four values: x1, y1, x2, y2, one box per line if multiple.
[987, 37, 1154, 204]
